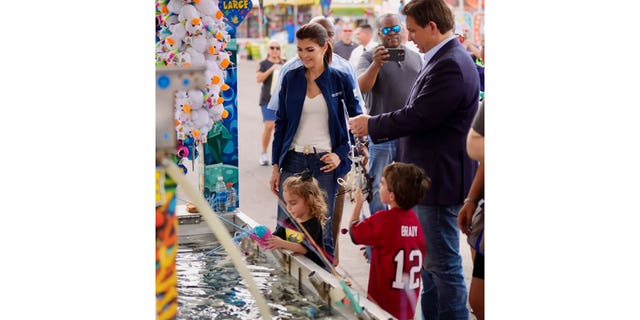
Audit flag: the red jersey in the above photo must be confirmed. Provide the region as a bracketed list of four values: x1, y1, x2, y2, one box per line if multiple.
[350, 207, 426, 320]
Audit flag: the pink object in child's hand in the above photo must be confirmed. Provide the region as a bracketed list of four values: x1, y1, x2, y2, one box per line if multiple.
[250, 225, 273, 249]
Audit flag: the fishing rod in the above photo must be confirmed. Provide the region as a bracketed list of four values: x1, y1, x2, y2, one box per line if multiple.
[274, 194, 369, 317]
[274, 195, 338, 276]
[339, 99, 373, 203]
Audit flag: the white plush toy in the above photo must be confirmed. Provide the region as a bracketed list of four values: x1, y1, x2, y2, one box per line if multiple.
[186, 47, 205, 67]
[216, 50, 231, 70]
[206, 90, 224, 109]
[164, 36, 182, 51]
[178, 4, 199, 24]
[194, 0, 217, 17]
[188, 32, 208, 53]
[204, 60, 224, 87]
[191, 108, 210, 128]
[185, 17, 203, 35]
[176, 51, 192, 67]
[205, 35, 225, 59]
[169, 22, 187, 43]
[174, 90, 192, 139]
[209, 104, 224, 121]
[160, 0, 231, 143]
[201, 15, 216, 34]
[160, 50, 179, 66]
[187, 89, 204, 110]
[167, 0, 186, 14]
[175, 91, 191, 116]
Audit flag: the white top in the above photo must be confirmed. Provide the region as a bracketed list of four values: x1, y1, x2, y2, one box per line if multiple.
[291, 94, 332, 151]
[349, 41, 379, 69]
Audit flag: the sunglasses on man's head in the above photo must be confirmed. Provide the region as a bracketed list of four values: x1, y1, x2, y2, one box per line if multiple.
[269, 46, 280, 50]
[381, 25, 401, 35]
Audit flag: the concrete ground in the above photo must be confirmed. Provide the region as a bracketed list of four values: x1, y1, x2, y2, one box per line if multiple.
[233, 56, 477, 319]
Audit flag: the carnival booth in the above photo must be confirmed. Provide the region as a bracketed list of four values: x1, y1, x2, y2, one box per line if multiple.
[154, 0, 396, 319]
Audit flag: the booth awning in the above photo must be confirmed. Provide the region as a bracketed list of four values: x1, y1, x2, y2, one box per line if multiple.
[263, 0, 315, 6]
[331, 4, 374, 16]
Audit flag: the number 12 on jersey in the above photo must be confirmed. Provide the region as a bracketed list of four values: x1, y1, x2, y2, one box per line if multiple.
[391, 249, 423, 290]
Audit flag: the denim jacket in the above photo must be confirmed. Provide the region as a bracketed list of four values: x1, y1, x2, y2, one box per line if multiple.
[272, 64, 362, 178]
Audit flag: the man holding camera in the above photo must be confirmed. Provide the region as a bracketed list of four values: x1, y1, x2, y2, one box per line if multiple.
[354, 13, 422, 223]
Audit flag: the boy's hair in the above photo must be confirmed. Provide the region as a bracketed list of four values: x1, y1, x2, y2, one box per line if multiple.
[283, 173, 328, 227]
[382, 162, 431, 210]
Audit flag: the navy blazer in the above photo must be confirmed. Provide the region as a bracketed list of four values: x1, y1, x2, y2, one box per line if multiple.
[368, 38, 480, 206]
[272, 65, 363, 178]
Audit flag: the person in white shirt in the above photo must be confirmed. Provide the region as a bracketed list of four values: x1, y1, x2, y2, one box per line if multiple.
[400, 22, 423, 58]
[348, 24, 378, 69]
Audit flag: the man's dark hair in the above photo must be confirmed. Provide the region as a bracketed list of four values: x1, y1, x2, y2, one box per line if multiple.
[401, 0, 454, 34]
[356, 23, 373, 32]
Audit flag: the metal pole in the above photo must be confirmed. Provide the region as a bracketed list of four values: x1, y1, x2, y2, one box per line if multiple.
[259, 7, 263, 38]
[294, 4, 298, 30]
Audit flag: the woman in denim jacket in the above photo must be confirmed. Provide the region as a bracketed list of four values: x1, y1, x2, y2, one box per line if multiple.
[269, 22, 363, 260]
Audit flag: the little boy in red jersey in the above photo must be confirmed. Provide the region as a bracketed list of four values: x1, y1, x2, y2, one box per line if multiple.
[349, 162, 430, 320]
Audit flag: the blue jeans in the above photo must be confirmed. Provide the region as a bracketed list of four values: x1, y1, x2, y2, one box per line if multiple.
[363, 138, 397, 262]
[276, 150, 338, 257]
[367, 138, 397, 215]
[415, 204, 469, 320]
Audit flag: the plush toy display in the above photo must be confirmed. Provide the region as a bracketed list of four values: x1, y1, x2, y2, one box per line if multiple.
[156, 0, 231, 150]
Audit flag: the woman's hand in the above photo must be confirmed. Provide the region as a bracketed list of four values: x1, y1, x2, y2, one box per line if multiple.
[270, 165, 281, 196]
[320, 152, 341, 172]
[457, 199, 477, 235]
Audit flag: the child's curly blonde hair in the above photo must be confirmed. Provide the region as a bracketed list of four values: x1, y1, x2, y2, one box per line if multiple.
[282, 173, 328, 228]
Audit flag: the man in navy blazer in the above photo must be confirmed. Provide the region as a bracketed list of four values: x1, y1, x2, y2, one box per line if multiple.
[349, 0, 479, 318]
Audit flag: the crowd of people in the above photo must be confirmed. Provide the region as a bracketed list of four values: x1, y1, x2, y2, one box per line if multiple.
[255, 0, 485, 318]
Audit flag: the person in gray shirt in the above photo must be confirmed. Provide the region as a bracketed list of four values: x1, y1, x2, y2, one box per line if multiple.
[355, 13, 422, 248]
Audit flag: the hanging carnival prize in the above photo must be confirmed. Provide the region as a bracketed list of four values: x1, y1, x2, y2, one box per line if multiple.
[218, 0, 253, 28]
[156, 0, 232, 163]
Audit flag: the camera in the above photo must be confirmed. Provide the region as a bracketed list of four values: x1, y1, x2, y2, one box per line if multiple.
[384, 48, 405, 62]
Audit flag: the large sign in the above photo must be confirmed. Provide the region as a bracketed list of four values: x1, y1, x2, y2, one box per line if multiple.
[219, 0, 253, 27]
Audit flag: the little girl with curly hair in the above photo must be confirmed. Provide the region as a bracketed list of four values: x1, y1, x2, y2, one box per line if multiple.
[266, 171, 329, 268]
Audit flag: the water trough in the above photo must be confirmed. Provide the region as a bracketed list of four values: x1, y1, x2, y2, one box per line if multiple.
[176, 206, 395, 319]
